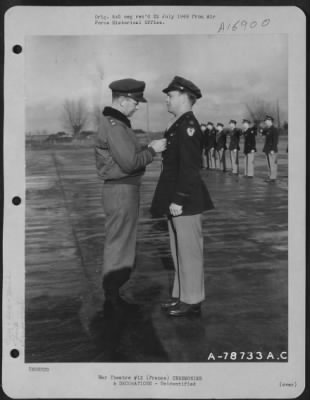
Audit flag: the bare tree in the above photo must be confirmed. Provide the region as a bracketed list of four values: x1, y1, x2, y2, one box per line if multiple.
[92, 105, 103, 131]
[62, 99, 88, 137]
[244, 99, 277, 127]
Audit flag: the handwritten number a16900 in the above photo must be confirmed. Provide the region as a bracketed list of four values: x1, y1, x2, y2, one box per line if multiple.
[217, 19, 270, 33]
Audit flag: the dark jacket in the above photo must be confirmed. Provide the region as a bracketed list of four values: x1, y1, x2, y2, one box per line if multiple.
[215, 130, 227, 151]
[205, 128, 217, 151]
[151, 111, 214, 217]
[94, 107, 155, 184]
[243, 127, 257, 154]
[228, 128, 241, 151]
[262, 125, 279, 153]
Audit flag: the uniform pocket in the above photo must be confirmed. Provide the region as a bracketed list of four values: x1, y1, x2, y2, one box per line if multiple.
[95, 147, 128, 180]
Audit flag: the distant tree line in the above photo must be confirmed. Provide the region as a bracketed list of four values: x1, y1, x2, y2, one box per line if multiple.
[26, 96, 288, 145]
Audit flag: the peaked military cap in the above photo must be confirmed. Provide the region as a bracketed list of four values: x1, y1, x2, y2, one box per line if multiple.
[207, 121, 214, 126]
[163, 76, 202, 99]
[229, 119, 237, 125]
[242, 119, 251, 124]
[264, 115, 274, 122]
[216, 123, 224, 127]
[109, 78, 147, 103]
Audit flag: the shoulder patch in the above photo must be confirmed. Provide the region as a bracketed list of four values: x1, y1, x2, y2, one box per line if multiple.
[187, 127, 195, 136]
[189, 120, 195, 126]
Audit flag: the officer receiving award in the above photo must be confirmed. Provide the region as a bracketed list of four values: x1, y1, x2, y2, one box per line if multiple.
[151, 76, 214, 316]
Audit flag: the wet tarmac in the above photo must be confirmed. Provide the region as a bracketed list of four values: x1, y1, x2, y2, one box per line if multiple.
[25, 137, 288, 362]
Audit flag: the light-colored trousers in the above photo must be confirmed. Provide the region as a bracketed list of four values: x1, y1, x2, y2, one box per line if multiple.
[216, 149, 226, 171]
[208, 149, 216, 169]
[168, 214, 205, 304]
[244, 152, 255, 177]
[265, 152, 278, 179]
[230, 150, 239, 174]
[202, 152, 208, 168]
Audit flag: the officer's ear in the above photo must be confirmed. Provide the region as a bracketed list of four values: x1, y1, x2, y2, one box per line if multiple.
[118, 96, 127, 107]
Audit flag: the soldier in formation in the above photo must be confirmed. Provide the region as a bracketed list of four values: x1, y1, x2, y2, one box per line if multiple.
[200, 123, 208, 169]
[261, 115, 279, 183]
[227, 119, 241, 175]
[201, 122, 217, 170]
[215, 123, 227, 172]
[200, 116, 280, 182]
[206, 122, 217, 170]
[242, 119, 257, 178]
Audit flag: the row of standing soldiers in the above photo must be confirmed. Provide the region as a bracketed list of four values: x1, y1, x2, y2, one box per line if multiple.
[201, 116, 280, 182]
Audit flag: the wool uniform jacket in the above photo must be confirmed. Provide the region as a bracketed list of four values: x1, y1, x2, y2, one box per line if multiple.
[228, 128, 241, 151]
[151, 111, 214, 217]
[243, 127, 257, 154]
[215, 131, 227, 151]
[262, 125, 279, 153]
[205, 128, 217, 151]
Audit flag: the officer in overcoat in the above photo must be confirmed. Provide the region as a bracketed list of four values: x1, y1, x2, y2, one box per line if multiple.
[95, 78, 166, 309]
[215, 123, 227, 172]
[151, 76, 214, 317]
[242, 119, 257, 178]
[227, 120, 241, 175]
[261, 115, 279, 182]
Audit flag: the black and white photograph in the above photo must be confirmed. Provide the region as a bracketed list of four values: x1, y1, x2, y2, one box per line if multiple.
[24, 33, 290, 362]
[2, 5, 306, 399]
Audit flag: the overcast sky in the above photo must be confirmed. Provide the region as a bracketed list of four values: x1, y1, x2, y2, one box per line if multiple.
[25, 34, 287, 133]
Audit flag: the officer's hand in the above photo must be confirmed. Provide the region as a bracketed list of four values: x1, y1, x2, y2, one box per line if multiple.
[251, 150, 255, 153]
[149, 139, 167, 153]
[169, 203, 183, 217]
[233, 149, 237, 152]
[270, 150, 274, 155]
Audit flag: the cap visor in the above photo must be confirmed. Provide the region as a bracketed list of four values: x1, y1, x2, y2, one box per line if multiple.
[131, 95, 147, 103]
[138, 96, 147, 103]
[162, 85, 181, 94]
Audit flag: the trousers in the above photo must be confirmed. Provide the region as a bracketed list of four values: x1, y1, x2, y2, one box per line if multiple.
[244, 152, 255, 176]
[265, 152, 278, 179]
[101, 184, 140, 299]
[208, 149, 216, 169]
[168, 214, 205, 304]
[230, 150, 239, 174]
[216, 149, 226, 171]
[202, 151, 208, 168]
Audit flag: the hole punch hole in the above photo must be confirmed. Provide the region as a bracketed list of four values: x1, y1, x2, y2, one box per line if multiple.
[12, 196, 21, 206]
[12, 45, 22, 54]
[10, 349, 20, 358]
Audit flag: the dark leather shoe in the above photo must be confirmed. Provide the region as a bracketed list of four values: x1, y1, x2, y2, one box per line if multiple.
[161, 298, 179, 310]
[166, 301, 201, 317]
